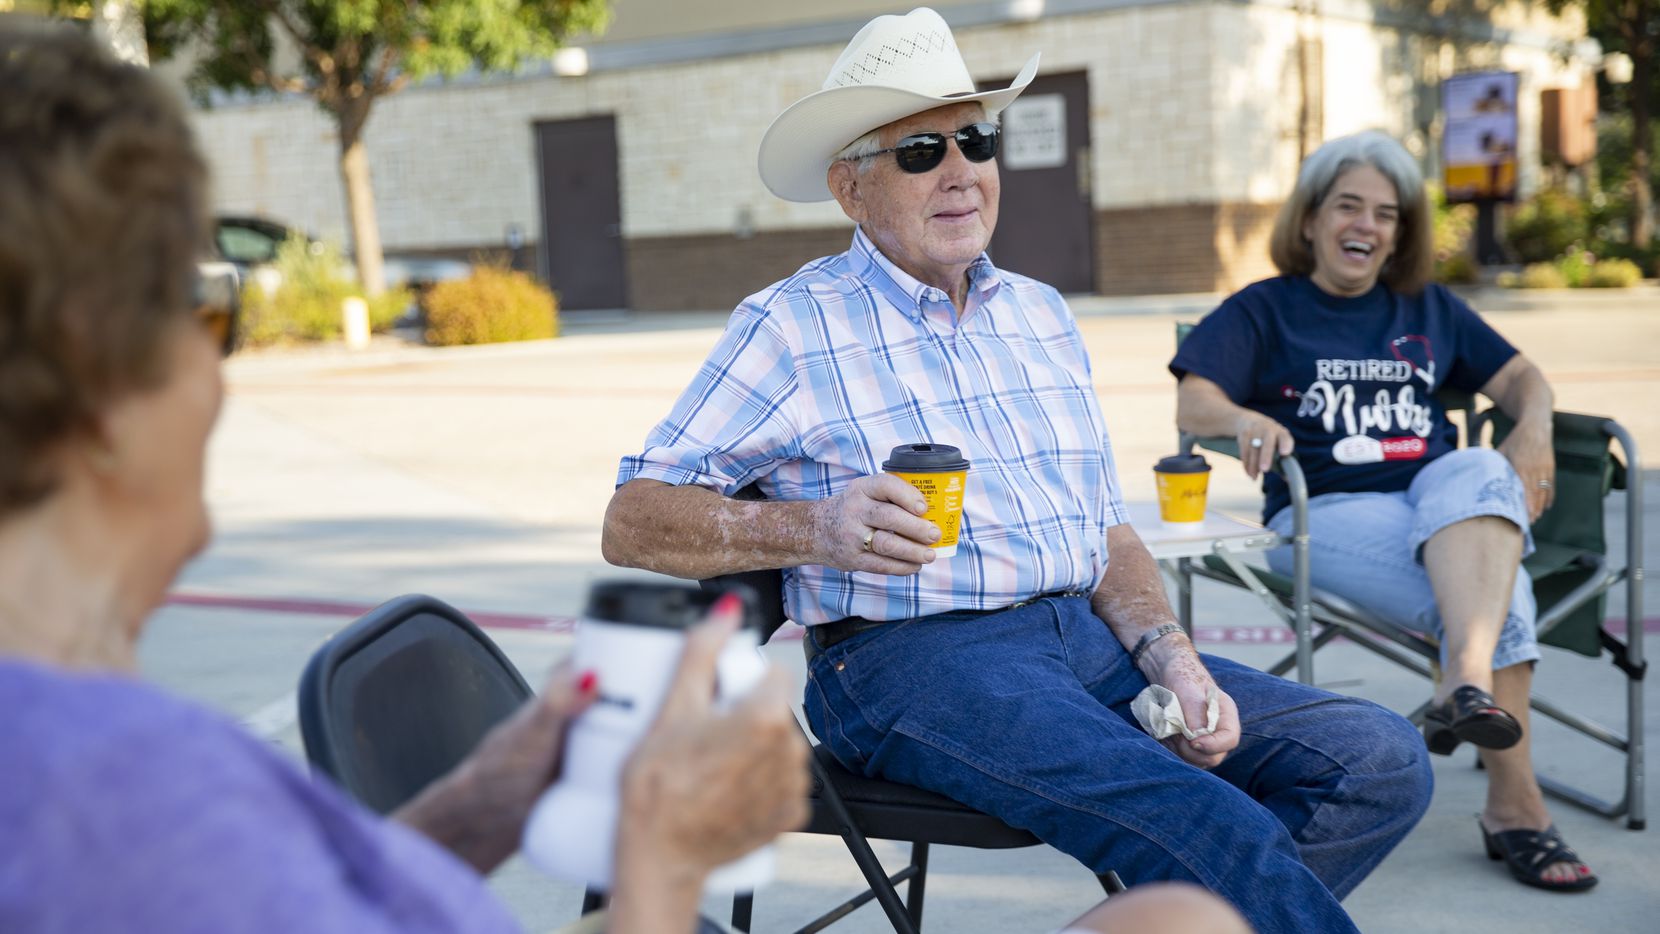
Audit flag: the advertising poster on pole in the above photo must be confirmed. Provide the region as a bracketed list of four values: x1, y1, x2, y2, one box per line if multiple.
[1442, 71, 1519, 202]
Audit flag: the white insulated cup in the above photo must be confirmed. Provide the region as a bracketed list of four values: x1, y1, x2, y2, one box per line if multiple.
[522, 581, 774, 893]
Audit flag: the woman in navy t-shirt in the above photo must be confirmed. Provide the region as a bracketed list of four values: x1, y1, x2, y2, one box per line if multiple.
[1171, 131, 1595, 893]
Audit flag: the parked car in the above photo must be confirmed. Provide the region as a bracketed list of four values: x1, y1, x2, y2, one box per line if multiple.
[195, 259, 241, 356]
[212, 215, 472, 318]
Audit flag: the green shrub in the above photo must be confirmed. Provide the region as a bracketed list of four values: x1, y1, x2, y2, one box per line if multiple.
[1588, 238, 1660, 278]
[1585, 257, 1644, 288]
[240, 236, 410, 346]
[1556, 249, 1595, 287]
[1512, 262, 1568, 289]
[1431, 185, 1476, 265]
[1505, 189, 1588, 264]
[423, 266, 558, 346]
[1435, 251, 1480, 285]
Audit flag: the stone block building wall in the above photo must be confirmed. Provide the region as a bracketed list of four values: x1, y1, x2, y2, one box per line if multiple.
[186, 1, 1591, 310]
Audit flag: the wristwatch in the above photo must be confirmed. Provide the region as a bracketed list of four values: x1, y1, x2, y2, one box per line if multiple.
[1130, 622, 1185, 667]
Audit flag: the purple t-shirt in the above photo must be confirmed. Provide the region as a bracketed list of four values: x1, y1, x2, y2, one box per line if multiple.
[0, 658, 522, 934]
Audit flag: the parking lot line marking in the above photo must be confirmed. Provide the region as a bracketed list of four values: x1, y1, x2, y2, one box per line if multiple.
[243, 691, 298, 740]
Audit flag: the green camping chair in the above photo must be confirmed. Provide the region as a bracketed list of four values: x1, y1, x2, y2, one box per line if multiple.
[1172, 327, 1645, 829]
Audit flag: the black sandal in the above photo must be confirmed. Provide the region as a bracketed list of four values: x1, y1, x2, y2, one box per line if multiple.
[1480, 821, 1598, 892]
[1423, 685, 1522, 755]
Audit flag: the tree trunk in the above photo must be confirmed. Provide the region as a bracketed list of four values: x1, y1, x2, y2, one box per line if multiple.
[1628, 45, 1653, 248]
[336, 98, 386, 298]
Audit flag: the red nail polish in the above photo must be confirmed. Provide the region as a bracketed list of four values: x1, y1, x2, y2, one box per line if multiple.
[713, 592, 743, 615]
[577, 670, 598, 694]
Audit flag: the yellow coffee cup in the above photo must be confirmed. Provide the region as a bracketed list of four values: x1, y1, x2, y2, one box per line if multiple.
[883, 443, 970, 557]
[1154, 453, 1210, 528]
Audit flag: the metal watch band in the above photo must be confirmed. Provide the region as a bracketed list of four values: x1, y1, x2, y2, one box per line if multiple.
[1130, 622, 1185, 667]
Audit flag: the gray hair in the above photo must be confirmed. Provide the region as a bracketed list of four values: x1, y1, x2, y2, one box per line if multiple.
[832, 129, 883, 173]
[1268, 130, 1435, 294]
[1295, 130, 1424, 211]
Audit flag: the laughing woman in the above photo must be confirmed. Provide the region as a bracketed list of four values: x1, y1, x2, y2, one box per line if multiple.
[1169, 130, 1595, 893]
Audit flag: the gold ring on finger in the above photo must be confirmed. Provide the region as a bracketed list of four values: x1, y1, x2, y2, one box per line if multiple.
[862, 528, 876, 552]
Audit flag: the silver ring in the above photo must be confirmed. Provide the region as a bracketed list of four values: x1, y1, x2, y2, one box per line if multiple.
[862, 528, 876, 552]
[1249, 437, 1264, 449]
[1537, 479, 1552, 489]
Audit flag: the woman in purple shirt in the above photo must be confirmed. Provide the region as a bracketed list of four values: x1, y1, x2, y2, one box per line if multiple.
[1171, 130, 1594, 892]
[0, 26, 810, 934]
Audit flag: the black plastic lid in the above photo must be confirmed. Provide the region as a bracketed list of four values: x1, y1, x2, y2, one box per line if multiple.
[584, 580, 760, 631]
[882, 443, 970, 473]
[1154, 453, 1210, 473]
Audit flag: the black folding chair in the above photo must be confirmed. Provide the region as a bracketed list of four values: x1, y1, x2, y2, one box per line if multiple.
[297, 593, 531, 815]
[701, 486, 1125, 934]
[1173, 325, 1646, 829]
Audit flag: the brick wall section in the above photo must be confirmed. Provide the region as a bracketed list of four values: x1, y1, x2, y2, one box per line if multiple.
[1094, 202, 1280, 295]
[625, 226, 855, 311]
[183, 3, 1589, 301]
[1215, 202, 1282, 293]
[1095, 204, 1223, 295]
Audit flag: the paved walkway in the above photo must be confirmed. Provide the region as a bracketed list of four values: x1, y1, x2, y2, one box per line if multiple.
[148, 293, 1660, 932]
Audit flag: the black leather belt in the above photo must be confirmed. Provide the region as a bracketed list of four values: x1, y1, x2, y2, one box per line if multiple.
[804, 590, 1088, 661]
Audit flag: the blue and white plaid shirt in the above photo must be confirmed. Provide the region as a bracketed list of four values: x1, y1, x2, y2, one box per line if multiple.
[617, 228, 1128, 625]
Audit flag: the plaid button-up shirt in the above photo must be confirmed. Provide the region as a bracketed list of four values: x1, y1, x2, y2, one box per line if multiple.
[617, 228, 1128, 625]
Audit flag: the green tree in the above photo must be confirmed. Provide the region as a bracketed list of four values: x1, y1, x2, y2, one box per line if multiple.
[1546, 0, 1657, 248]
[142, 0, 610, 295]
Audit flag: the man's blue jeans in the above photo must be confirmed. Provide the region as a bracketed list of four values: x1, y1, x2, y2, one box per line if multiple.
[803, 595, 1433, 934]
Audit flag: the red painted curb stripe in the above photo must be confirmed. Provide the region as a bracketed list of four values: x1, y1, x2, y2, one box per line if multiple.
[163, 593, 1659, 642]
[164, 592, 576, 633]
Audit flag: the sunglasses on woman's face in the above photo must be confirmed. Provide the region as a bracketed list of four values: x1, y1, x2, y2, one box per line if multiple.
[865, 122, 1001, 175]
[193, 265, 241, 358]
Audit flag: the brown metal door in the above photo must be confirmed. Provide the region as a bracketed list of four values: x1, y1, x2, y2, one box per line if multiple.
[535, 116, 627, 310]
[985, 71, 1093, 293]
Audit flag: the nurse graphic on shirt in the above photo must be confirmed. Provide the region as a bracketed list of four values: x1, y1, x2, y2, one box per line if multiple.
[1170, 130, 1597, 894]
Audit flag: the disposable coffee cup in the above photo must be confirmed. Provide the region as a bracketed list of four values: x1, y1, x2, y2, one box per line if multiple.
[522, 580, 775, 893]
[882, 443, 970, 558]
[1153, 453, 1210, 529]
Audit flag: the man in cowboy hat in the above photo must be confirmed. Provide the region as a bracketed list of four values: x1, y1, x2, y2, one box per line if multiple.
[604, 8, 1431, 929]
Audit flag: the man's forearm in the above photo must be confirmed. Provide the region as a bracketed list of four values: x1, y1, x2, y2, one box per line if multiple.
[602, 478, 822, 579]
[1090, 523, 1186, 656]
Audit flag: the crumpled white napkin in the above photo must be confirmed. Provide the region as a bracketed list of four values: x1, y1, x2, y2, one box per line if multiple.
[1130, 684, 1220, 741]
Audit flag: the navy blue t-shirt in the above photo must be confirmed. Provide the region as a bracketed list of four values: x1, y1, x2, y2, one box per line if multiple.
[1169, 276, 1517, 521]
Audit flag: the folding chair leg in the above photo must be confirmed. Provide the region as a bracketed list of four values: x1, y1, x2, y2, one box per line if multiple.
[1627, 676, 1645, 830]
[904, 842, 929, 930]
[1098, 870, 1127, 895]
[837, 830, 920, 934]
[730, 892, 754, 932]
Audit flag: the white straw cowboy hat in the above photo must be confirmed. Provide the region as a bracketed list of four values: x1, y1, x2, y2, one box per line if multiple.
[758, 7, 1040, 203]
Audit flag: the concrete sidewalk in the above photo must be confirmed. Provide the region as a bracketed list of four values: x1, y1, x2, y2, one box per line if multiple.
[148, 298, 1660, 932]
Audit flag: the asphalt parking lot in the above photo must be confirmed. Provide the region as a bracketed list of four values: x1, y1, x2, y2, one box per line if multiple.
[148, 290, 1660, 932]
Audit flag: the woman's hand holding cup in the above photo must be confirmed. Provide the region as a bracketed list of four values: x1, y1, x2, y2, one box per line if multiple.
[613, 597, 811, 898]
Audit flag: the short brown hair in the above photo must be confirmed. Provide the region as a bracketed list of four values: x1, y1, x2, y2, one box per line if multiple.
[0, 24, 208, 515]
[1267, 130, 1435, 295]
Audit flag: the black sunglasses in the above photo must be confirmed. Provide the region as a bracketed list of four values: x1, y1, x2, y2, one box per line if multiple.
[193, 263, 241, 358]
[865, 122, 1000, 174]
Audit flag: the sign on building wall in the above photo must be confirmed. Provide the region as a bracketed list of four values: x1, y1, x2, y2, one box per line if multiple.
[1442, 71, 1519, 202]
[1001, 93, 1067, 170]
